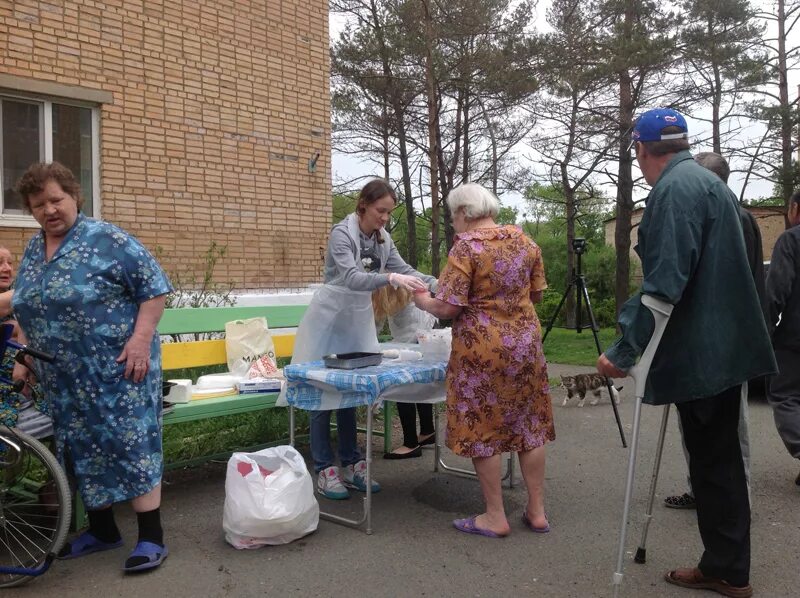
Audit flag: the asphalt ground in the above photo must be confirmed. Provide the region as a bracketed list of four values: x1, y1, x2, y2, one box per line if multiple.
[22, 363, 799, 598]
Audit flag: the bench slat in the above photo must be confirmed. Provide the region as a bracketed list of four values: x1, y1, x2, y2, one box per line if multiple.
[158, 305, 307, 335]
[163, 392, 280, 425]
[162, 334, 296, 371]
[162, 339, 226, 370]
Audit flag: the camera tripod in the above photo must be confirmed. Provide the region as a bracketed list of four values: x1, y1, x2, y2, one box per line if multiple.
[541, 239, 627, 447]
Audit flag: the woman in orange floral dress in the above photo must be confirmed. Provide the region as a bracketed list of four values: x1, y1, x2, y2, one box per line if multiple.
[413, 183, 555, 538]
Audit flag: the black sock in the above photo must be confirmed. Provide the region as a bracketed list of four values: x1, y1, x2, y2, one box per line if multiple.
[58, 506, 121, 557]
[88, 506, 122, 543]
[136, 508, 164, 546]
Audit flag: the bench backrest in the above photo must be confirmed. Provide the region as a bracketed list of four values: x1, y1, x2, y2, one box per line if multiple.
[158, 305, 308, 371]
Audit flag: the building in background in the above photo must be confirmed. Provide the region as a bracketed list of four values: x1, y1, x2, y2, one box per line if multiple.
[604, 206, 786, 284]
[0, 0, 330, 293]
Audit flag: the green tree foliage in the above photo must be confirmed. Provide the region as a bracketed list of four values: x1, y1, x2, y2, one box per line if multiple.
[332, 193, 357, 224]
[521, 217, 621, 328]
[677, 0, 768, 154]
[738, 0, 800, 211]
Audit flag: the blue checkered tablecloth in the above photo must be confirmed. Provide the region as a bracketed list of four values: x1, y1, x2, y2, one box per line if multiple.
[283, 354, 447, 411]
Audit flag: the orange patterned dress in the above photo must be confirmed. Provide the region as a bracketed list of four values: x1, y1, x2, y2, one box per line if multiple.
[436, 225, 555, 457]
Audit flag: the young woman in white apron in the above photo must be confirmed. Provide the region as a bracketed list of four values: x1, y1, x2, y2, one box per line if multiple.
[292, 180, 436, 500]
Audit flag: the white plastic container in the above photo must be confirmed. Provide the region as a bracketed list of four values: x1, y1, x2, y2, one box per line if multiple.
[196, 373, 242, 389]
[166, 379, 192, 403]
[415, 328, 452, 361]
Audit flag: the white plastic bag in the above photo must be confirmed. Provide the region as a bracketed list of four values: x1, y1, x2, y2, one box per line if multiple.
[388, 303, 437, 343]
[222, 446, 319, 548]
[225, 317, 279, 378]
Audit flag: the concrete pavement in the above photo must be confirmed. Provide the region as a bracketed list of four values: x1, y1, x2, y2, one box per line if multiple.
[24, 367, 799, 598]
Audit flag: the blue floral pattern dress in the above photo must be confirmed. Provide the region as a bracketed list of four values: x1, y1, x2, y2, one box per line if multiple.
[11, 214, 172, 508]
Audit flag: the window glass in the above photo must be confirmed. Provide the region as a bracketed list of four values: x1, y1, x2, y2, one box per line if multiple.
[2, 99, 42, 213]
[53, 103, 94, 215]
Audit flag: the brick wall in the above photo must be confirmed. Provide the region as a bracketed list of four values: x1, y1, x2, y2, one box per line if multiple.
[0, 0, 331, 290]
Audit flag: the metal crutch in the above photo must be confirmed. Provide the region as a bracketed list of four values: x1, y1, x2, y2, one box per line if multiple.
[634, 403, 670, 564]
[612, 295, 673, 598]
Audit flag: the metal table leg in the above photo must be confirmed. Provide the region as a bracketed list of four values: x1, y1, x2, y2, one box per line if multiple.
[317, 406, 373, 534]
[432, 402, 514, 484]
[383, 400, 394, 454]
[288, 405, 295, 446]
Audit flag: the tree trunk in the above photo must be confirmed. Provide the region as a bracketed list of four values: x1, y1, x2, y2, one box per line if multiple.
[397, 122, 418, 266]
[562, 165, 577, 329]
[422, 0, 441, 275]
[381, 100, 390, 180]
[709, 16, 722, 154]
[777, 0, 793, 219]
[369, 0, 417, 265]
[462, 88, 470, 184]
[615, 68, 634, 319]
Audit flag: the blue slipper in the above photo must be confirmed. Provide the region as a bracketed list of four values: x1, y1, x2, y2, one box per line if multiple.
[57, 532, 123, 560]
[123, 541, 168, 572]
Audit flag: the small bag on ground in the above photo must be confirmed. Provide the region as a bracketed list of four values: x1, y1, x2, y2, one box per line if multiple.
[225, 317, 279, 378]
[222, 446, 319, 548]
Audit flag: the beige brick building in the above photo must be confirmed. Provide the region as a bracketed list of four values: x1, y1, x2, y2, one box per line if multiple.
[605, 206, 787, 283]
[0, 0, 331, 291]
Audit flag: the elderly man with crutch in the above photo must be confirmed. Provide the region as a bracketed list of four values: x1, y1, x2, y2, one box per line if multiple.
[597, 108, 776, 598]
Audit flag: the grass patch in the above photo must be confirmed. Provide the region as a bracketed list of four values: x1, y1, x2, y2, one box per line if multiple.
[542, 327, 618, 366]
[162, 409, 310, 465]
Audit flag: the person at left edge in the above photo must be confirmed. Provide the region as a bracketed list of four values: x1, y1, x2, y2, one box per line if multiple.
[292, 179, 436, 500]
[10, 162, 173, 573]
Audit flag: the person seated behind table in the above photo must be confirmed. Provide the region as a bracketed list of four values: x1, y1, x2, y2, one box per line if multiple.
[0, 246, 52, 439]
[372, 286, 437, 459]
[291, 179, 436, 500]
[413, 182, 555, 537]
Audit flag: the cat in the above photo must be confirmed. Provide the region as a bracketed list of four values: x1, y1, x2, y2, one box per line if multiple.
[560, 373, 621, 407]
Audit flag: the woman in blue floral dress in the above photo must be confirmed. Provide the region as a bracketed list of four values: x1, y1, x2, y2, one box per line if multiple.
[9, 162, 173, 572]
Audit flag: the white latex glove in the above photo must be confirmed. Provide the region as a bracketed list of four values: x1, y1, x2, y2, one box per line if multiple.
[388, 273, 427, 292]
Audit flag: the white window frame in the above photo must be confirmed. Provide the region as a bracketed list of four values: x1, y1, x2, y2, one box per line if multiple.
[0, 91, 101, 228]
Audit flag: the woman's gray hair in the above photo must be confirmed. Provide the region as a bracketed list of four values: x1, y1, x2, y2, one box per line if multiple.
[446, 183, 500, 220]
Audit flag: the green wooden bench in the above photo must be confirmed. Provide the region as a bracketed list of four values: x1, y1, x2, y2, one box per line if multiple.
[158, 305, 309, 469]
[158, 304, 397, 466]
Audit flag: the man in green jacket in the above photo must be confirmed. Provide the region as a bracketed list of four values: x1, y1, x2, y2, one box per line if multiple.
[597, 108, 775, 598]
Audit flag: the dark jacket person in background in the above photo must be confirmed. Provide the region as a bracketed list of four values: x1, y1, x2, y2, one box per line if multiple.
[662, 151, 765, 510]
[765, 190, 800, 487]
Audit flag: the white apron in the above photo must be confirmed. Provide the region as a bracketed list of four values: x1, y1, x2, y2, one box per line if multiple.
[291, 214, 389, 364]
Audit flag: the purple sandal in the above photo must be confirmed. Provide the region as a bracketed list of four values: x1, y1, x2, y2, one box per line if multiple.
[453, 516, 508, 538]
[522, 511, 550, 533]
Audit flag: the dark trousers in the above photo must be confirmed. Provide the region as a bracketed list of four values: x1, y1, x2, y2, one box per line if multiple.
[766, 348, 800, 459]
[396, 402, 435, 448]
[676, 385, 750, 587]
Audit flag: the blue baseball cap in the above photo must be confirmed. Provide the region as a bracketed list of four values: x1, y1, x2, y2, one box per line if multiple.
[631, 108, 688, 143]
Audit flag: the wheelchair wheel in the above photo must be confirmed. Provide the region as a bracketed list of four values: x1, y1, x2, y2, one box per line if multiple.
[0, 427, 71, 587]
